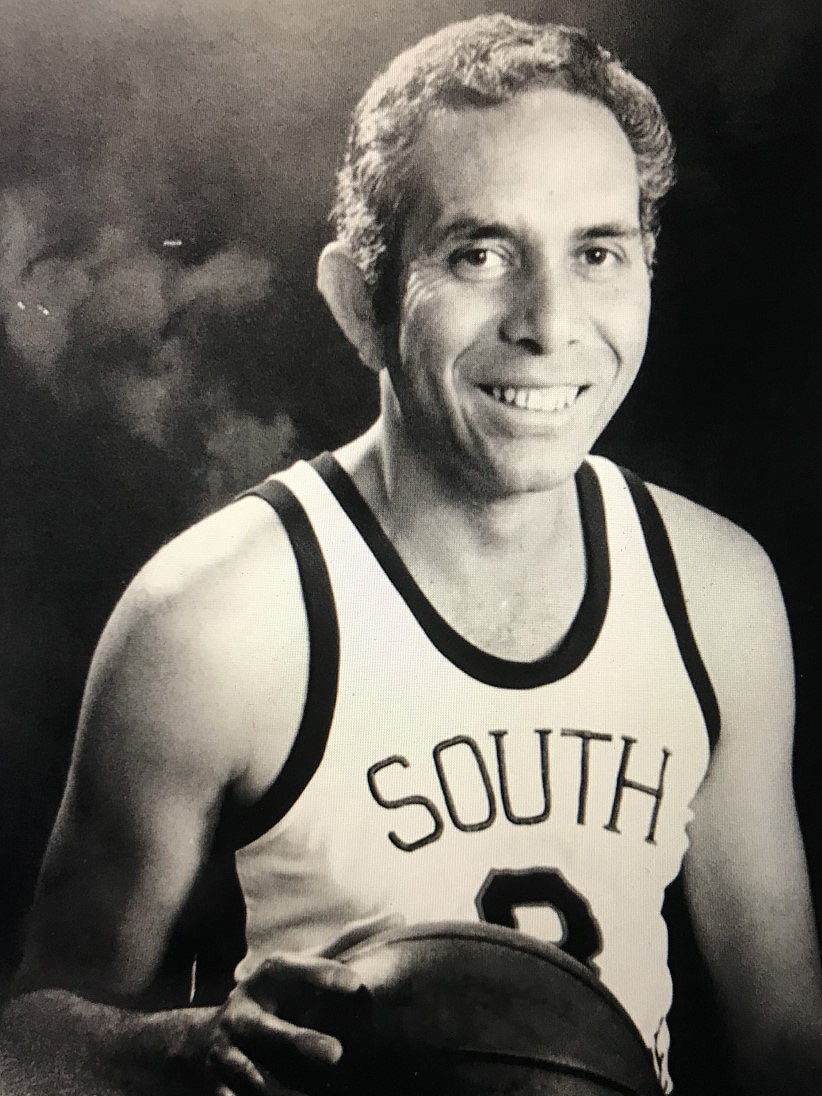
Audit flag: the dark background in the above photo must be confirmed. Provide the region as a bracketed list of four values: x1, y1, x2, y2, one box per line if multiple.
[1, 0, 820, 1087]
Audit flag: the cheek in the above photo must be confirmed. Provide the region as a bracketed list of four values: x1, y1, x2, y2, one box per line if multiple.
[621, 305, 651, 361]
[399, 269, 499, 367]
[600, 282, 651, 366]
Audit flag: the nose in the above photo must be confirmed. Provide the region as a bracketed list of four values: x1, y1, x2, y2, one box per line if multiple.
[498, 263, 580, 355]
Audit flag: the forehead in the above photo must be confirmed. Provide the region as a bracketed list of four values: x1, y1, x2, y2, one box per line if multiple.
[403, 88, 641, 253]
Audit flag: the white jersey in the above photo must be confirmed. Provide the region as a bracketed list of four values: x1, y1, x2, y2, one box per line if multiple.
[223, 453, 718, 1091]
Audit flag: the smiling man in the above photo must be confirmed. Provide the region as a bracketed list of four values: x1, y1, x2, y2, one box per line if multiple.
[4, 13, 821, 1096]
[366, 87, 651, 500]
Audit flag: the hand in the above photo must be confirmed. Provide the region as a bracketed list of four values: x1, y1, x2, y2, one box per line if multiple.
[204, 952, 364, 1096]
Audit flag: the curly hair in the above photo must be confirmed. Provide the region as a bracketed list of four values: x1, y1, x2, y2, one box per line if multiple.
[331, 14, 676, 320]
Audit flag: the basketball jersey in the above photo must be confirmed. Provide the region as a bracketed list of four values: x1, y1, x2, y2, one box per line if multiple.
[226, 453, 719, 1092]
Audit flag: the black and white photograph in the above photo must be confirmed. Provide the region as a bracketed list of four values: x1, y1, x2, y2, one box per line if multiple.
[1, 2, 820, 1094]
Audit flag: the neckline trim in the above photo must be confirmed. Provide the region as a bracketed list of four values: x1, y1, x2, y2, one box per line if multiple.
[311, 453, 610, 690]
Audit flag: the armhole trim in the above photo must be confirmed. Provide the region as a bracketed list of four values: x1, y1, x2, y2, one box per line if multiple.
[215, 479, 340, 850]
[620, 468, 721, 750]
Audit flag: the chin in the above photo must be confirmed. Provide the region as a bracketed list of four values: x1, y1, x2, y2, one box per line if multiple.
[470, 448, 587, 499]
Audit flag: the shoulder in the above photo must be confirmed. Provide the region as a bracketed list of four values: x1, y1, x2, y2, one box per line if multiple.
[17, 484, 318, 997]
[644, 481, 785, 630]
[642, 479, 793, 751]
[84, 488, 311, 796]
[129, 489, 300, 615]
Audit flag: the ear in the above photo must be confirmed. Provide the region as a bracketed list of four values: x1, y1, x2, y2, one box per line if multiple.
[641, 231, 657, 272]
[317, 242, 386, 374]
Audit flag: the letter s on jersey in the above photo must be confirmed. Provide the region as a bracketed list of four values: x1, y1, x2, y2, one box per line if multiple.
[367, 755, 444, 852]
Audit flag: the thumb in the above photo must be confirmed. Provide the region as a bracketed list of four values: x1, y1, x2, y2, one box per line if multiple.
[318, 914, 407, 959]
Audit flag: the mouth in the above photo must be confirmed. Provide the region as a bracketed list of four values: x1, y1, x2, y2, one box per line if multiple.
[478, 383, 587, 413]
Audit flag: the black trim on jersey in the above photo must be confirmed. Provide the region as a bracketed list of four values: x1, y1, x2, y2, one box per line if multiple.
[312, 453, 610, 690]
[620, 468, 721, 750]
[215, 478, 341, 851]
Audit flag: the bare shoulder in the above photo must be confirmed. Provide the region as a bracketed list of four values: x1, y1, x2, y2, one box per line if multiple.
[645, 481, 793, 750]
[87, 492, 310, 797]
[646, 482, 779, 600]
[130, 492, 300, 621]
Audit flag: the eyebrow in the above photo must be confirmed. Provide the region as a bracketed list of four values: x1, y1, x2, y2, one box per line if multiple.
[426, 217, 642, 249]
[428, 218, 516, 248]
[578, 223, 643, 240]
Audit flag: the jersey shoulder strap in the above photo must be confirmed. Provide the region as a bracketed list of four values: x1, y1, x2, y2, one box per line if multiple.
[216, 473, 340, 850]
[618, 465, 721, 750]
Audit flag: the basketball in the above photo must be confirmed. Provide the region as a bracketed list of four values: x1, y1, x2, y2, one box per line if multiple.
[299, 921, 662, 1095]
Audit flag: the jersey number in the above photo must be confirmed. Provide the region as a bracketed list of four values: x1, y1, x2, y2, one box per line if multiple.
[475, 868, 602, 965]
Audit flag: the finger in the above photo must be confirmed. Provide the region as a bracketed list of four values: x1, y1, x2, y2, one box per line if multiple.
[214, 1078, 317, 1096]
[207, 1041, 270, 1096]
[228, 1007, 344, 1068]
[319, 913, 407, 959]
[247, 953, 362, 1012]
[277, 1019, 343, 1065]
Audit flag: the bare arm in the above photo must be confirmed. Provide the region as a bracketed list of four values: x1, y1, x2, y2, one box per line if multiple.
[653, 485, 822, 1094]
[16, 501, 282, 999]
[2, 499, 358, 1095]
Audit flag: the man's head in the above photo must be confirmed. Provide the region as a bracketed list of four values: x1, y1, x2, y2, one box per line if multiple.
[318, 15, 675, 496]
[331, 14, 675, 323]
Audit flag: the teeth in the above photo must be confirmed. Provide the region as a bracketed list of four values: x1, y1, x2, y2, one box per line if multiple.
[488, 385, 581, 412]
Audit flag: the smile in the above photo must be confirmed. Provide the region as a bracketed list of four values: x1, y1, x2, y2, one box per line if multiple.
[480, 384, 585, 413]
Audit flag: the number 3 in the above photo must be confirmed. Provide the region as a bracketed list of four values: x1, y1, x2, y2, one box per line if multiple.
[475, 868, 603, 965]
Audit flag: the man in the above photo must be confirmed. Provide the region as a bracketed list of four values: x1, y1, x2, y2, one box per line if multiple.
[3, 13, 820, 1096]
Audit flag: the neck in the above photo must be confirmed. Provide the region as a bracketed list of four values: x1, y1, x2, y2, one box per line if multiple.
[334, 419, 589, 661]
[335, 419, 581, 562]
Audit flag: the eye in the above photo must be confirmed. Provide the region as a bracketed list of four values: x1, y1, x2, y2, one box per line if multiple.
[449, 245, 510, 281]
[580, 246, 617, 268]
[460, 248, 493, 267]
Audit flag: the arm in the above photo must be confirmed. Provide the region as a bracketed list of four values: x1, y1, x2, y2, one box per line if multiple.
[653, 485, 822, 1094]
[2, 498, 358, 1095]
[15, 498, 289, 1000]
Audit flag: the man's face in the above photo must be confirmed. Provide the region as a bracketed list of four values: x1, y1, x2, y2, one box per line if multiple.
[381, 87, 652, 498]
